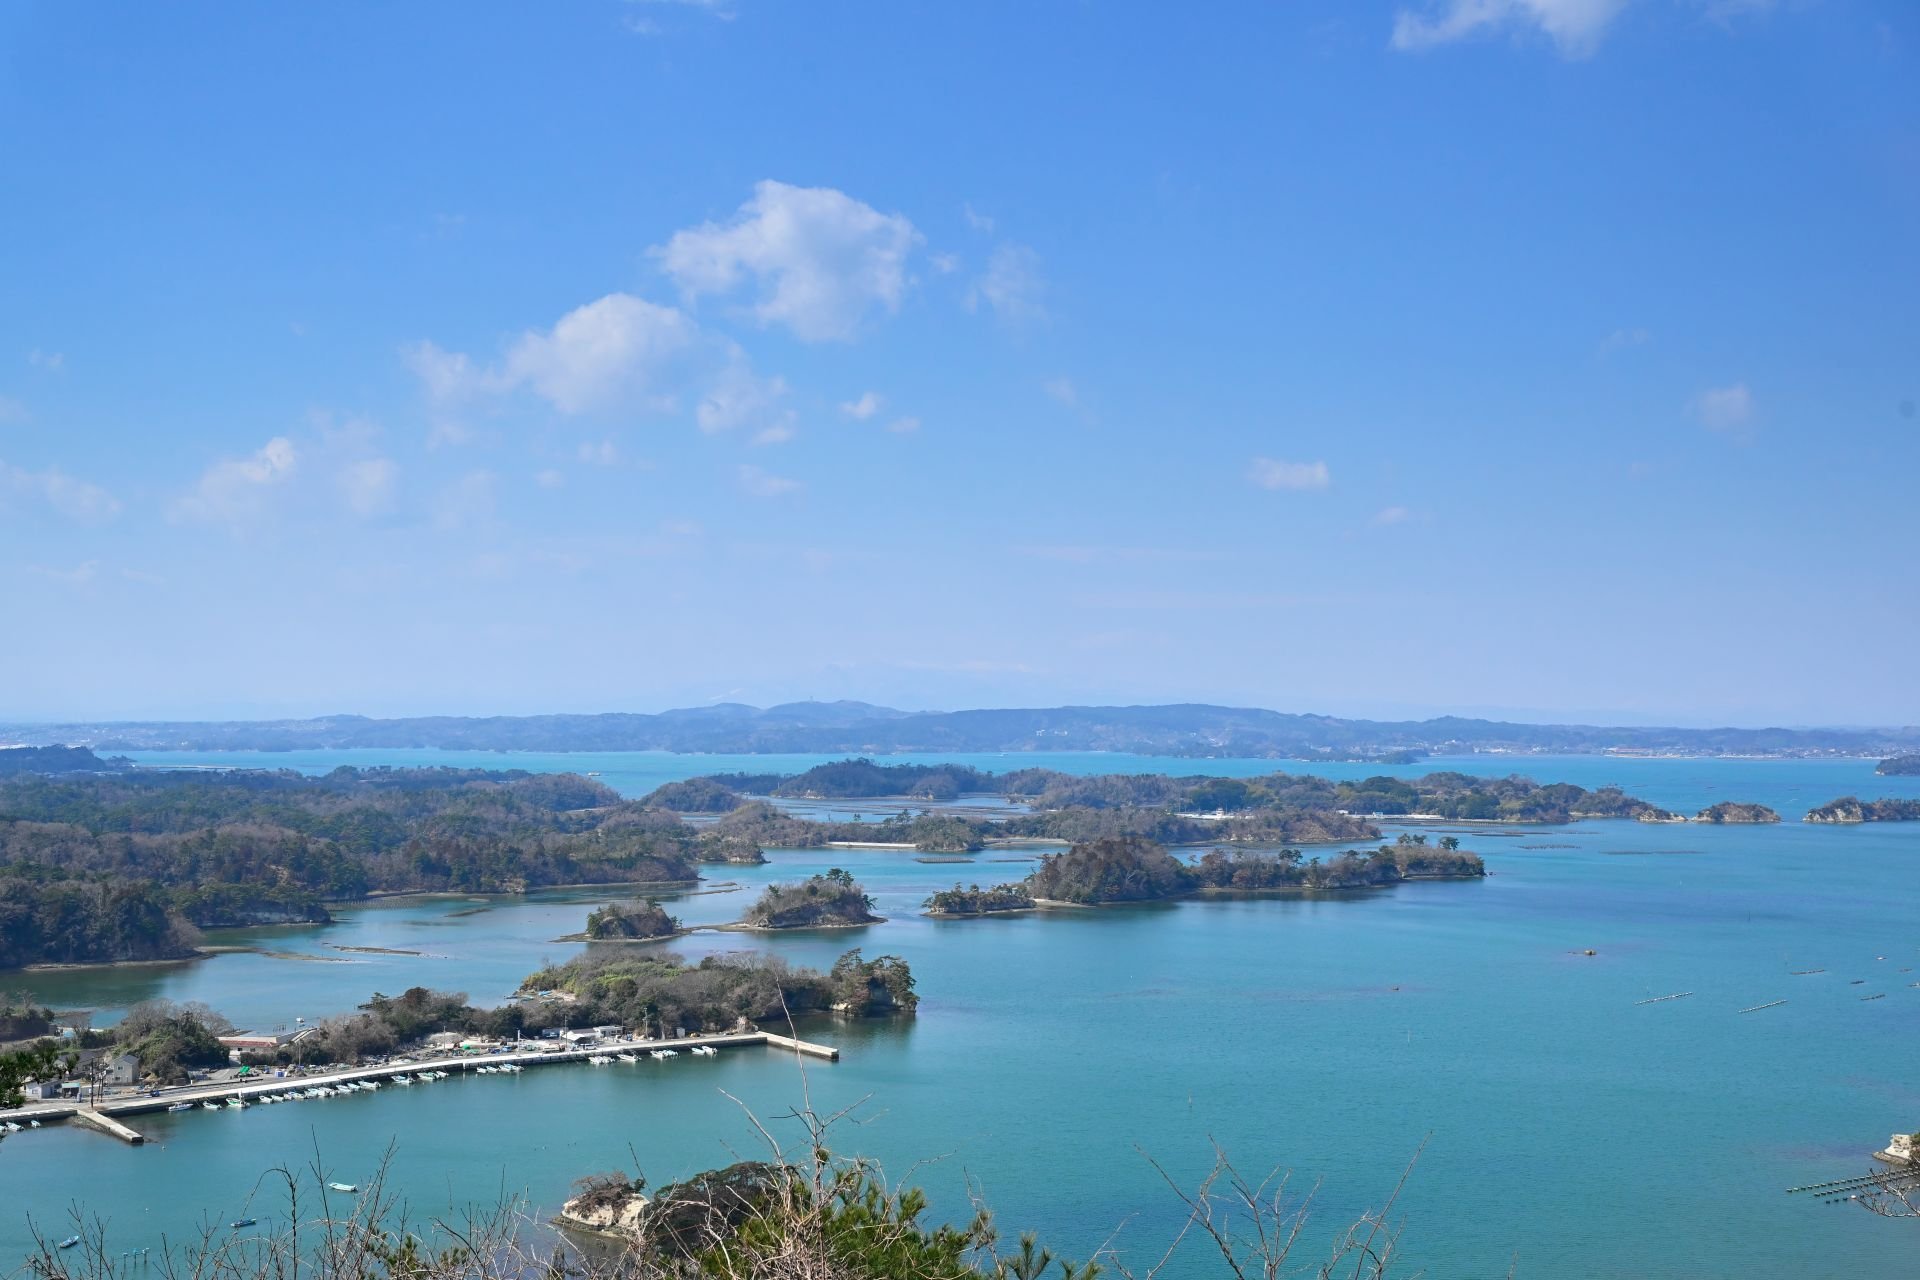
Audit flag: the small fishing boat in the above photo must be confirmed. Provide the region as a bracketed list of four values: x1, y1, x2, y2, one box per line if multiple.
[201, 1101, 220, 1111]
[691, 1046, 717, 1057]
[2, 1122, 21, 1133]
[57, 1237, 80, 1251]
[658, 1049, 679, 1058]
[326, 1182, 358, 1194]
[649, 1050, 669, 1061]
[28, 1119, 42, 1127]
[589, 1056, 612, 1066]
[168, 1103, 193, 1113]
[615, 1053, 638, 1064]
[361, 1080, 379, 1090]
[225, 1098, 247, 1109]
[392, 1075, 413, 1085]
[501, 1064, 523, 1073]
[230, 1219, 256, 1230]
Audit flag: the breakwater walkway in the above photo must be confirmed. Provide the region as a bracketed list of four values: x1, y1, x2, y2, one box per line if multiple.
[0, 1030, 838, 1142]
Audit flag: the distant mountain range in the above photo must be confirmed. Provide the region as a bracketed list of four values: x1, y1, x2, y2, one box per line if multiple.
[4, 702, 1918, 759]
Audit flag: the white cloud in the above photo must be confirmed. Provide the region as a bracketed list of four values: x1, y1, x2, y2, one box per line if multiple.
[697, 357, 795, 441]
[434, 470, 497, 531]
[963, 203, 996, 234]
[1391, 0, 1632, 56]
[0, 396, 27, 423]
[1372, 505, 1413, 526]
[408, 294, 696, 417]
[404, 340, 478, 405]
[1692, 383, 1754, 432]
[535, 468, 566, 490]
[27, 349, 64, 373]
[502, 294, 695, 414]
[929, 251, 961, 275]
[652, 181, 920, 342]
[839, 390, 884, 420]
[1249, 457, 1332, 491]
[885, 416, 921, 435]
[171, 436, 297, 526]
[1, 458, 122, 522]
[338, 456, 398, 517]
[738, 464, 801, 497]
[968, 243, 1046, 324]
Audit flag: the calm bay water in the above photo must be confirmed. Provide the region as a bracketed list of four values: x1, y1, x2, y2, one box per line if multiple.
[6, 750, 1920, 1277]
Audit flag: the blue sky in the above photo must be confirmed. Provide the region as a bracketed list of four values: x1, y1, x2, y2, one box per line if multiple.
[1, 1, 1914, 726]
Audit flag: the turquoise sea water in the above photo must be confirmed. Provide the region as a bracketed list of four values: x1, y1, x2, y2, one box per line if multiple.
[6, 751, 1920, 1277]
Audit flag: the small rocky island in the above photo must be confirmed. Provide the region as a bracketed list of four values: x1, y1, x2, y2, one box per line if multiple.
[581, 900, 682, 941]
[1693, 802, 1781, 824]
[1805, 797, 1920, 823]
[740, 869, 881, 929]
[927, 833, 1484, 916]
[1876, 755, 1920, 777]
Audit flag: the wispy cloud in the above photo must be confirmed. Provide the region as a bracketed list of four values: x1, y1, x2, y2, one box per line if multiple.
[698, 357, 795, 442]
[578, 439, 622, 467]
[1391, 0, 1633, 57]
[170, 437, 296, 526]
[1372, 505, 1414, 526]
[1692, 382, 1754, 434]
[338, 457, 398, 518]
[433, 470, 497, 531]
[26, 348, 64, 373]
[1249, 457, 1331, 491]
[738, 464, 801, 497]
[967, 243, 1047, 324]
[839, 390, 884, 420]
[653, 181, 920, 342]
[1, 458, 119, 522]
[885, 416, 920, 435]
[1599, 326, 1652, 355]
[27, 560, 101, 586]
[0, 396, 27, 423]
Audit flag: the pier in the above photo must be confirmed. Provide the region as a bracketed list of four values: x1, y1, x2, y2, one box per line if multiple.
[0, 1030, 841, 1140]
[73, 1109, 144, 1145]
[763, 1032, 840, 1061]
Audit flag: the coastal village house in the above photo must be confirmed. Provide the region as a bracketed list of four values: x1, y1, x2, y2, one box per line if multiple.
[217, 1029, 308, 1061]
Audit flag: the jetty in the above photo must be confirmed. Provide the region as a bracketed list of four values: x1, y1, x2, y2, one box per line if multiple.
[0, 1030, 840, 1140]
[73, 1109, 144, 1145]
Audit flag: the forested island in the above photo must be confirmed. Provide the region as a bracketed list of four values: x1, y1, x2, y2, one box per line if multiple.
[1693, 802, 1781, 824]
[739, 870, 881, 930]
[1804, 797, 1920, 823]
[1877, 755, 1920, 776]
[654, 759, 1689, 828]
[581, 901, 683, 941]
[928, 832, 1483, 915]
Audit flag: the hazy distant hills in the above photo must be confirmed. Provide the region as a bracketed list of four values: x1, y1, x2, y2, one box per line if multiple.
[4, 702, 1918, 759]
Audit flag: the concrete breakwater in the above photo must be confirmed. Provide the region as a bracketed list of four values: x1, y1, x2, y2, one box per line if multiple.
[0, 1030, 839, 1140]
